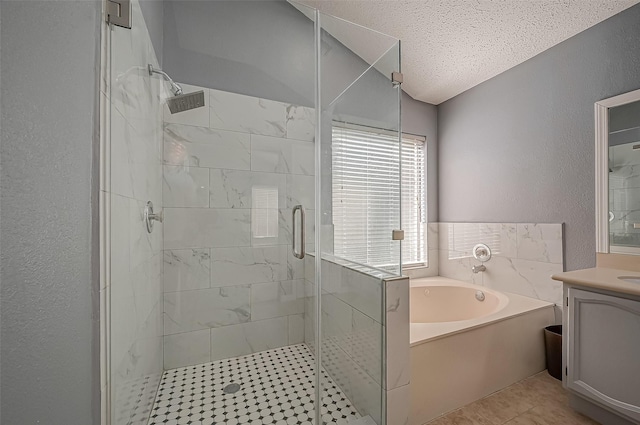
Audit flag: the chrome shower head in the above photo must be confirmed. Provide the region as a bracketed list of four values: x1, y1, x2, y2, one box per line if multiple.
[166, 90, 205, 114]
[148, 64, 205, 113]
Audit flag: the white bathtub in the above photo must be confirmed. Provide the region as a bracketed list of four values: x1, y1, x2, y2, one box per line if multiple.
[410, 277, 555, 425]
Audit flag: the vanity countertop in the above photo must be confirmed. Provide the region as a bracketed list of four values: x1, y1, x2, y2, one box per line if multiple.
[552, 267, 640, 297]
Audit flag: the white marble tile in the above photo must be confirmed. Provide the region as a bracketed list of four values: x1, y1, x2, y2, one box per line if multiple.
[163, 286, 251, 335]
[304, 255, 316, 284]
[438, 249, 482, 285]
[163, 84, 209, 127]
[209, 169, 286, 209]
[251, 280, 305, 321]
[320, 259, 344, 295]
[480, 223, 517, 258]
[338, 267, 383, 323]
[386, 384, 410, 425]
[163, 165, 209, 208]
[164, 123, 250, 170]
[286, 105, 315, 142]
[250, 134, 314, 175]
[209, 246, 286, 286]
[438, 222, 453, 251]
[163, 249, 210, 293]
[427, 222, 439, 251]
[482, 256, 563, 306]
[286, 174, 315, 209]
[288, 314, 305, 345]
[164, 208, 251, 249]
[129, 198, 162, 270]
[110, 194, 131, 298]
[163, 330, 211, 370]
[346, 360, 383, 425]
[516, 223, 563, 264]
[287, 245, 306, 280]
[321, 292, 353, 355]
[351, 309, 383, 385]
[385, 277, 410, 390]
[210, 89, 287, 137]
[209, 317, 289, 361]
[110, 108, 163, 201]
[110, 19, 154, 122]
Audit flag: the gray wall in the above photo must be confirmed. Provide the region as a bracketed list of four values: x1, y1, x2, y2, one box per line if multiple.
[160, 0, 438, 221]
[438, 3, 640, 271]
[404, 92, 438, 222]
[140, 0, 164, 65]
[0, 1, 101, 424]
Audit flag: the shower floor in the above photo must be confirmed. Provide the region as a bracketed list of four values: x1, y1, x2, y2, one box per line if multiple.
[147, 344, 362, 425]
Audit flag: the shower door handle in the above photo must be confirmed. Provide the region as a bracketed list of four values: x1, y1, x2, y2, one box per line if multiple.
[292, 205, 305, 259]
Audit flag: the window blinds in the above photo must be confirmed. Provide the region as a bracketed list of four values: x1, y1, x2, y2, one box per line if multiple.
[332, 125, 426, 268]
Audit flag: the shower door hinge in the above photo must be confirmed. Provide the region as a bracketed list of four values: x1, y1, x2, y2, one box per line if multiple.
[392, 229, 405, 241]
[391, 72, 403, 87]
[106, 0, 131, 29]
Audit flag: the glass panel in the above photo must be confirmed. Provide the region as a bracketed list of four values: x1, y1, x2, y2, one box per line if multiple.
[317, 10, 401, 425]
[108, 1, 319, 424]
[107, 1, 165, 422]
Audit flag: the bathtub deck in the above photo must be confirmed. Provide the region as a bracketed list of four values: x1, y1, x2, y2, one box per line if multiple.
[426, 371, 599, 425]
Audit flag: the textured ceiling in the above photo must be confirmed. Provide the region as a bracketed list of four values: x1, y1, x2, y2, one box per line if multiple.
[298, 0, 640, 104]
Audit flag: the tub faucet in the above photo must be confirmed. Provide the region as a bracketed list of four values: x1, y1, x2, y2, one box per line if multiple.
[472, 264, 486, 273]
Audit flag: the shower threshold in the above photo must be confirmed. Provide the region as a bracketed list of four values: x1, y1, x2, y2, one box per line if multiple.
[147, 344, 365, 425]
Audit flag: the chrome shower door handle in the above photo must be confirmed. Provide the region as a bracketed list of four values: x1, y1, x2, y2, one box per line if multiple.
[292, 205, 305, 259]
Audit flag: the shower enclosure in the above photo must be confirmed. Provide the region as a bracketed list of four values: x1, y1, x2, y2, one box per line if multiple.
[102, 1, 403, 424]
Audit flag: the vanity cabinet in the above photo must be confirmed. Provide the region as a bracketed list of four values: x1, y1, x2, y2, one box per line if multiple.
[564, 285, 640, 424]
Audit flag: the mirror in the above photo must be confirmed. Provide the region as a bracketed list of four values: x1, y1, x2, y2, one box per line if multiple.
[595, 88, 640, 255]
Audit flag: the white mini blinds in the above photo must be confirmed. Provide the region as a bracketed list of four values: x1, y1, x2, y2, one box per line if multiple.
[332, 125, 426, 269]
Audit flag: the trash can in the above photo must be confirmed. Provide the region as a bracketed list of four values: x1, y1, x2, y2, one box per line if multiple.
[544, 325, 563, 380]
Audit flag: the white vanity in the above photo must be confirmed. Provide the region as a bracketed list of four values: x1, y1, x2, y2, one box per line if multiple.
[553, 267, 640, 425]
[552, 88, 640, 425]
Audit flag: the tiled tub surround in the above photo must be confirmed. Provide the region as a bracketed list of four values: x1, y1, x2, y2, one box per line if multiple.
[304, 255, 410, 425]
[102, 0, 165, 423]
[162, 85, 315, 369]
[437, 222, 564, 309]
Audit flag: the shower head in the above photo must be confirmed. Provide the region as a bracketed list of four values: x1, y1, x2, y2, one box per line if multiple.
[148, 64, 205, 114]
[166, 90, 205, 114]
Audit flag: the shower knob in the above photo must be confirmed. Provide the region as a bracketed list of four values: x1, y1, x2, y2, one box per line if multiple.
[472, 243, 492, 262]
[144, 201, 163, 234]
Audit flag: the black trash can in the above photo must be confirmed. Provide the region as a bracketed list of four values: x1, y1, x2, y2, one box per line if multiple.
[544, 325, 563, 380]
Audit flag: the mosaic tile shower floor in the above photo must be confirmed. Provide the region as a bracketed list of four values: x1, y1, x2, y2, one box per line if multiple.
[147, 344, 363, 425]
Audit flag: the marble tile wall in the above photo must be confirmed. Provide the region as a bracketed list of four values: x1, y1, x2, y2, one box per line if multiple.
[103, 1, 165, 423]
[437, 222, 565, 308]
[162, 84, 315, 369]
[304, 255, 409, 424]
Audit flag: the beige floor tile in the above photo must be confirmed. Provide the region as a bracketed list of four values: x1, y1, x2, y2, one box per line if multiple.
[428, 371, 601, 425]
[529, 399, 600, 425]
[427, 405, 496, 425]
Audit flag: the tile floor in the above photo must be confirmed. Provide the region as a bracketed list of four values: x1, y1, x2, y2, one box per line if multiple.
[427, 371, 600, 425]
[147, 344, 362, 425]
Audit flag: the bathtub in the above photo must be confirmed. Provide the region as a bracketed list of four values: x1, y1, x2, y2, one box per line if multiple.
[410, 277, 555, 425]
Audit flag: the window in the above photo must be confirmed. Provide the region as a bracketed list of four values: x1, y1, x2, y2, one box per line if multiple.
[332, 124, 427, 269]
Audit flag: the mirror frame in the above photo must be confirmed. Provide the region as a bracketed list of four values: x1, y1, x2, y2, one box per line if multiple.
[595, 88, 640, 254]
